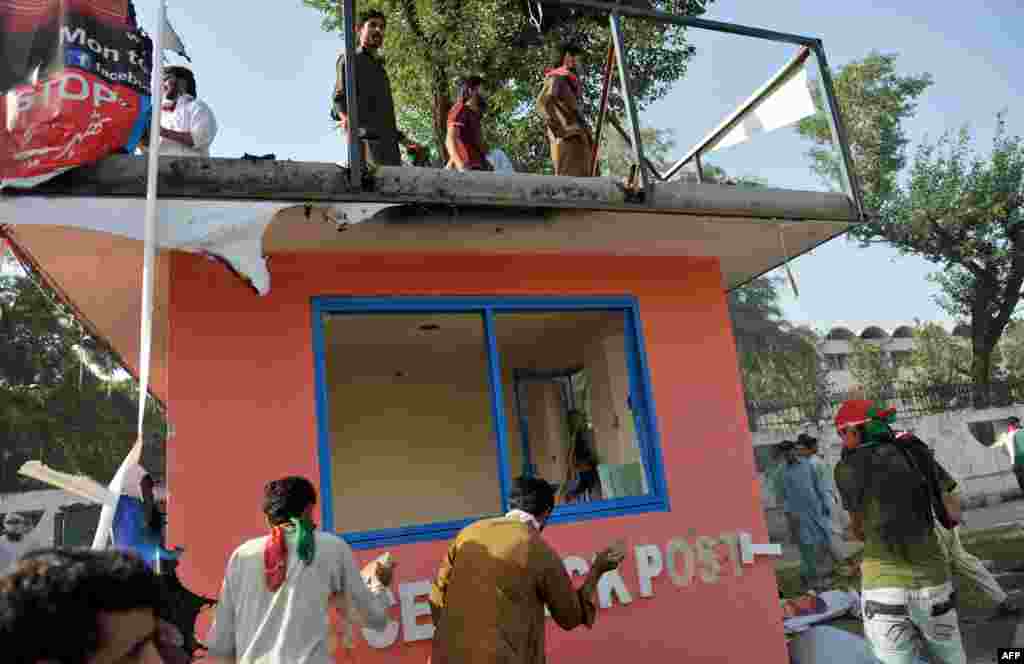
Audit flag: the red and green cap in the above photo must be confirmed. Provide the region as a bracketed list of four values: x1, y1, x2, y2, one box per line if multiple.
[835, 399, 896, 435]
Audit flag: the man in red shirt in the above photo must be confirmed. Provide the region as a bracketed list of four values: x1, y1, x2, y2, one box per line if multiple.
[446, 76, 491, 171]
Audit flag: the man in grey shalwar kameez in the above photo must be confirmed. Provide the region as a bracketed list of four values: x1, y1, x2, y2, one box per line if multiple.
[778, 442, 837, 592]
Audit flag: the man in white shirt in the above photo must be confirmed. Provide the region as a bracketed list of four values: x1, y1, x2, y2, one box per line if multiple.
[156, 66, 217, 157]
[0, 510, 55, 574]
[206, 476, 395, 664]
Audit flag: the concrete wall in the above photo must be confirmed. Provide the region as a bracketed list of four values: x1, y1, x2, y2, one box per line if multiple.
[753, 405, 1024, 542]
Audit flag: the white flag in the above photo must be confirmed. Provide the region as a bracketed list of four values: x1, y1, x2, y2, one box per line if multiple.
[162, 10, 191, 61]
[708, 68, 817, 153]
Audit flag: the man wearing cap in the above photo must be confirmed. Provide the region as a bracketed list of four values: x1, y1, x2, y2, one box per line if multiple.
[833, 399, 967, 664]
[993, 416, 1024, 493]
[775, 438, 836, 592]
[155, 65, 218, 157]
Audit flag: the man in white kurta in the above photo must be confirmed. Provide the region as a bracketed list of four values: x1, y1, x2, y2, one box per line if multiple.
[205, 476, 394, 664]
[157, 66, 217, 157]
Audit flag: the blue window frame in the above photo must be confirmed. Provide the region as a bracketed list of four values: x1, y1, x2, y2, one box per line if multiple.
[311, 296, 670, 550]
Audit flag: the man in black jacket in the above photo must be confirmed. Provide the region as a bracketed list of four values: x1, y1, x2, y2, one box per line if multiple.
[332, 9, 404, 167]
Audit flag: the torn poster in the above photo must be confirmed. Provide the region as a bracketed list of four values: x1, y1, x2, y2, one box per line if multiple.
[0, 0, 153, 189]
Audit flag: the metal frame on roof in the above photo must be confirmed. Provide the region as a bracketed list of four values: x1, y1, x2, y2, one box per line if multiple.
[336, 1, 864, 219]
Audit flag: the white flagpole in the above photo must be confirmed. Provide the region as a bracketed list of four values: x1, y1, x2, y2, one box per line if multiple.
[91, 0, 165, 550]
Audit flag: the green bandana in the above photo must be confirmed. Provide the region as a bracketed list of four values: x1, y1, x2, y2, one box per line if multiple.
[285, 516, 317, 565]
[861, 405, 897, 444]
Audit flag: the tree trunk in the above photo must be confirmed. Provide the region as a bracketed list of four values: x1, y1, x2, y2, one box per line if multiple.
[971, 333, 994, 408]
[431, 66, 451, 164]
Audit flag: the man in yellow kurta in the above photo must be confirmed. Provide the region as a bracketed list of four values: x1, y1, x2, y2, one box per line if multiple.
[429, 477, 625, 664]
[537, 44, 593, 177]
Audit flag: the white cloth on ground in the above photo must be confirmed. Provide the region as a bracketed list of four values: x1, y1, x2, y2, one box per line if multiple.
[784, 590, 861, 634]
[206, 530, 392, 664]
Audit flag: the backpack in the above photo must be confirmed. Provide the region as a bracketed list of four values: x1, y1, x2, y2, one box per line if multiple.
[889, 434, 960, 529]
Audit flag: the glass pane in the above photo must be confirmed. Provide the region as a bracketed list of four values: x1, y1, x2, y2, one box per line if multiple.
[322, 312, 500, 532]
[493, 311, 650, 505]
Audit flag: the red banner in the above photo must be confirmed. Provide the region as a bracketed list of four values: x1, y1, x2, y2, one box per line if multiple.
[0, 0, 151, 188]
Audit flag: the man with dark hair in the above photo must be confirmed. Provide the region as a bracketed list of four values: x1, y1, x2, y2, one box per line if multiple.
[156, 66, 217, 157]
[0, 548, 169, 663]
[446, 75, 491, 171]
[834, 400, 966, 664]
[429, 476, 625, 664]
[994, 415, 1024, 493]
[332, 9, 406, 167]
[777, 436, 835, 592]
[537, 43, 593, 177]
[206, 476, 394, 664]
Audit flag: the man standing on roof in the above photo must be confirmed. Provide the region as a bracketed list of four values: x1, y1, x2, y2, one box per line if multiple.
[834, 400, 967, 664]
[993, 415, 1024, 493]
[157, 66, 218, 157]
[332, 9, 408, 168]
[537, 43, 593, 177]
[446, 76, 492, 172]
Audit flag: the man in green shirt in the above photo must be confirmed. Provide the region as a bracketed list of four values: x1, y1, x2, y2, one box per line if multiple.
[833, 400, 966, 664]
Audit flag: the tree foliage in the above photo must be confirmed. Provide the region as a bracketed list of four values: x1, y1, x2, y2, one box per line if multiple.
[0, 252, 166, 493]
[847, 339, 898, 402]
[886, 116, 1024, 404]
[599, 126, 676, 178]
[796, 51, 933, 210]
[728, 277, 831, 424]
[304, 0, 712, 173]
[905, 322, 971, 387]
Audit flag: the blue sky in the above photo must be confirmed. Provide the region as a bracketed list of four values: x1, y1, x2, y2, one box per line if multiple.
[136, 1, 1022, 334]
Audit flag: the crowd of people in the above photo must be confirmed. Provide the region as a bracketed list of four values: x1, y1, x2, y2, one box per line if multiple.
[771, 399, 1022, 664]
[2, 409, 1023, 663]
[0, 475, 625, 664]
[149, 10, 600, 178]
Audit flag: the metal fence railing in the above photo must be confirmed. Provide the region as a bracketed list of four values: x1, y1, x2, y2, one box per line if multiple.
[745, 380, 1024, 432]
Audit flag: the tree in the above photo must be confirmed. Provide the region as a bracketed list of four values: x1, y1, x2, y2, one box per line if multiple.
[1000, 320, 1024, 380]
[883, 116, 1024, 406]
[796, 52, 933, 211]
[848, 339, 897, 402]
[728, 276, 832, 426]
[0, 249, 167, 492]
[304, 0, 712, 172]
[906, 322, 970, 387]
[599, 126, 676, 178]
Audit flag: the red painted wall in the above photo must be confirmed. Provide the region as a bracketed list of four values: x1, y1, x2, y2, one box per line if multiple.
[167, 251, 786, 664]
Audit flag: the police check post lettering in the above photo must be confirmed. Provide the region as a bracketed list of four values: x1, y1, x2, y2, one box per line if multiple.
[357, 530, 757, 648]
